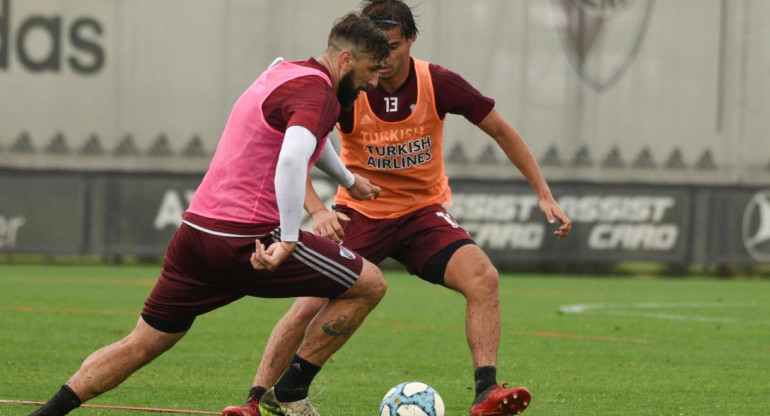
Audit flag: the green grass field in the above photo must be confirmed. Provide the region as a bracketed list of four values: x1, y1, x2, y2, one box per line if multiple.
[1, 264, 769, 415]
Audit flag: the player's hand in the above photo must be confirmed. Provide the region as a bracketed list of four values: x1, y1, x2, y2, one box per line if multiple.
[346, 174, 381, 201]
[311, 209, 350, 243]
[540, 198, 572, 239]
[251, 240, 296, 271]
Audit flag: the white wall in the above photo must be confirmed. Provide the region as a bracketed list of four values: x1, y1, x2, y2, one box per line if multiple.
[0, 0, 768, 184]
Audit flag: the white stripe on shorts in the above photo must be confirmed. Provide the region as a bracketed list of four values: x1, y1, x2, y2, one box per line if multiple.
[294, 243, 358, 287]
[270, 230, 358, 288]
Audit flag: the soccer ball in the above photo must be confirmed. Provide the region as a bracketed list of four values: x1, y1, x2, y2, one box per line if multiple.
[379, 381, 445, 416]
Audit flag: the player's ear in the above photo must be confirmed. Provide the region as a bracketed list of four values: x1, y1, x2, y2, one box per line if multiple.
[338, 49, 354, 72]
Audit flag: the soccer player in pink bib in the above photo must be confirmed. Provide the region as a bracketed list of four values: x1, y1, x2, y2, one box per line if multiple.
[30, 13, 390, 416]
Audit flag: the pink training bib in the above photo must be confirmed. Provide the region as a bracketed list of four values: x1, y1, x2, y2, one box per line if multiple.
[188, 61, 332, 224]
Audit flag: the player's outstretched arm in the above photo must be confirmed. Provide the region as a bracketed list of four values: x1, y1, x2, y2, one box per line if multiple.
[477, 108, 572, 238]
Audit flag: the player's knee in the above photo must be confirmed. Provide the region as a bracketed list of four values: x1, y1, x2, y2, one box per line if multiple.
[358, 261, 387, 303]
[289, 298, 327, 324]
[468, 261, 499, 299]
[480, 262, 499, 290]
[341, 261, 386, 304]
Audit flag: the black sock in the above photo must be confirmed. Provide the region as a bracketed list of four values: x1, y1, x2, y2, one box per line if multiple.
[248, 386, 267, 403]
[29, 385, 82, 416]
[273, 355, 321, 403]
[474, 366, 498, 398]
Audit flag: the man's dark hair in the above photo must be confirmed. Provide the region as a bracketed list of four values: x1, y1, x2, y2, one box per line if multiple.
[360, 0, 419, 40]
[329, 12, 390, 61]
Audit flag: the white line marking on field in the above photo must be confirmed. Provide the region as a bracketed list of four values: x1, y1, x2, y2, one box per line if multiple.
[558, 302, 767, 324]
[606, 311, 741, 323]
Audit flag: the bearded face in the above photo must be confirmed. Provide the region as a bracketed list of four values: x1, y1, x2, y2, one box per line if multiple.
[337, 69, 363, 110]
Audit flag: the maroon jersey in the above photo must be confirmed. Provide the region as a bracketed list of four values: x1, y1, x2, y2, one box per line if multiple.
[263, 58, 340, 139]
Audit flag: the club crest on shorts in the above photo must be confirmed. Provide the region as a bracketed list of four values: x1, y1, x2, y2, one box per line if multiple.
[339, 246, 356, 260]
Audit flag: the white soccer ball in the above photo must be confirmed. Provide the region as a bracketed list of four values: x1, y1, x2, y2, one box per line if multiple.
[379, 381, 445, 416]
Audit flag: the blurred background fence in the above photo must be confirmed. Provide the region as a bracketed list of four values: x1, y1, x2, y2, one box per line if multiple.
[1, 0, 769, 270]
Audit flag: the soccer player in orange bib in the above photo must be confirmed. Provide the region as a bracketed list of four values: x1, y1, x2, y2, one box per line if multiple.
[223, 1, 571, 416]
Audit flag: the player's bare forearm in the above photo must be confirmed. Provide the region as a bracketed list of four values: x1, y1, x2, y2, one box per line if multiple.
[478, 109, 572, 237]
[303, 175, 349, 243]
[304, 175, 327, 214]
[478, 109, 553, 200]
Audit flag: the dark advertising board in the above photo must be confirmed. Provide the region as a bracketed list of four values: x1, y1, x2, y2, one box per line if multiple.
[97, 174, 202, 255]
[446, 181, 691, 264]
[0, 171, 86, 253]
[0, 170, 767, 266]
[701, 188, 770, 265]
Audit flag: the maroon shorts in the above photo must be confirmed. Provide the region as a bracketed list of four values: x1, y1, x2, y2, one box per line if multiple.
[141, 217, 363, 331]
[334, 204, 475, 283]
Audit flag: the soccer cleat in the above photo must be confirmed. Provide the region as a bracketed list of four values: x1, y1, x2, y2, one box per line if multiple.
[258, 388, 319, 416]
[221, 401, 261, 416]
[469, 383, 531, 416]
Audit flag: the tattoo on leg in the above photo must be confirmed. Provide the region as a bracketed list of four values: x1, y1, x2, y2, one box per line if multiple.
[322, 315, 359, 337]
